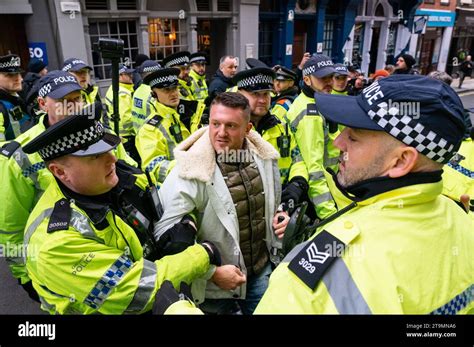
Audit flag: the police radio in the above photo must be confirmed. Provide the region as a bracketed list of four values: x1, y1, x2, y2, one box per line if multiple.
[277, 123, 291, 158]
[9, 106, 24, 121]
[169, 123, 183, 143]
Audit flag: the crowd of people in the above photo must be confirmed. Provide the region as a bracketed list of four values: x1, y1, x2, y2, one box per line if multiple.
[0, 49, 472, 315]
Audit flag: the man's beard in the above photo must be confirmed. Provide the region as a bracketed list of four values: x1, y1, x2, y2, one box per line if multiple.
[337, 153, 387, 188]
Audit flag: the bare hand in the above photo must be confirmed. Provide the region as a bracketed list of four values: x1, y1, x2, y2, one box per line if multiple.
[273, 211, 290, 239]
[298, 52, 311, 70]
[211, 265, 246, 290]
[460, 194, 470, 213]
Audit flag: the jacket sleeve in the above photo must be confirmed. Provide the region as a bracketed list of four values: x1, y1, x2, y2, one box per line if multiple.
[0, 112, 5, 142]
[288, 130, 309, 183]
[0, 151, 37, 282]
[33, 227, 210, 314]
[136, 124, 175, 184]
[289, 112, 337, 219]
[118, 92, 135, 137]
[190, 102, 205, 133]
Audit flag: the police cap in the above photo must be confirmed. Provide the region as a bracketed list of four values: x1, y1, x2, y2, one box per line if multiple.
[62, 58, 92, 72]
[37, 70, 82, 99]
[303, 54, 336, 78]
[189, 52, 208, 65]
[162, 51, 190, 68]
[314, 74, 466, 164]
[0, 54, 22, 73]
[274, 65, 297, 81]
[143, 67, 180, 89]
[23, 112, 120, 161]
[139, 60, 161, 74]
[233, 67, 275, 92]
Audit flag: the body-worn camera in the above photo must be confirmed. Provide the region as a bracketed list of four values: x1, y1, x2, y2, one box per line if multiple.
[96, 38, 124, 59]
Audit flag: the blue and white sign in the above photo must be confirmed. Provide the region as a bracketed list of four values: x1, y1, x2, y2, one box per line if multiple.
[415, 9, 456, 27]
[28, 42, 48, 65]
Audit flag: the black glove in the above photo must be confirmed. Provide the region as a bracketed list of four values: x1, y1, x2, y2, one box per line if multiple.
[152, 280, 194, 315]
[200, 240, 222, 266]
[19, 280, 40, 303]
[156, 215, 196, 257]
[281, 177, 308, 213]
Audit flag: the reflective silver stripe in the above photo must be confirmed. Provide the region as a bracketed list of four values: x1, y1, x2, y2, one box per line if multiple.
[145, 94, 153, 119]
[157, 122, 176, 159]
[23, 208, 54, 260]
[309, 171, 325, 181]
[311, 191, 334, 206]
[39, 295, 57, 312]
[0, 229, 22, 235]
[158, 160, 171, 182]
[293, 154, 303, 163]
[326, 156, 339, 167]
[0, 133, 5, 141]
[322, 257, 372, 314]
[70, 210, 103, 242]
[290, 109, 306, 131]
[125, 259, 157, 313]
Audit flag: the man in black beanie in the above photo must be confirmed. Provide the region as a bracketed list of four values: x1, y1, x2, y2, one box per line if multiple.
[21, 58, 48, 103]
[393, 53, 416, 74]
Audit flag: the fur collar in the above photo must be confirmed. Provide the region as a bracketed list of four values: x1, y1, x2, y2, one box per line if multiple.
[174, 126, 279, 182]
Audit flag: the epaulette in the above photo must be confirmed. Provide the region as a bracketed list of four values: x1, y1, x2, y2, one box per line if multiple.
[147, 115, 164, 127]
[47, 198, 71, 233]
[0, 141, 21, 158]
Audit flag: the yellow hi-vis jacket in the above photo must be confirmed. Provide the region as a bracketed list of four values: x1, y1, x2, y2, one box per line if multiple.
[255, 177, 474, 314]
[189, 70, 208, 102]
[81, 85, 101, 107]
[286, 91, 340, 219]
[132, 83, 156, 133]
[25, 181, 211, 314]
[105, 82, 135, 138]
[135, 102, 190, 185]
[0, 115, 136, 284]
[254, 113, 308, 185]
[178, 79, 196, 101]
[443, 138, 474, 215]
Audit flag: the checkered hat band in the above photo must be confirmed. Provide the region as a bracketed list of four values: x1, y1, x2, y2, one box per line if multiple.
[149, 75, 178, 88]
[38, 83, 52, 98]
[237, 74, 274, 88]
[142, 65, 161, 73]
[190, 56, 206, 63]
[165, 56, 189, 67]
[303, 65, 316, 77]
[0, 58, 20, 69]
[38, 124, 103, 160]
[368, 102, 455, 163]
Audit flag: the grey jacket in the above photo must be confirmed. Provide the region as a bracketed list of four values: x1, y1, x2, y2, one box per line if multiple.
[154, 126, 281, 303]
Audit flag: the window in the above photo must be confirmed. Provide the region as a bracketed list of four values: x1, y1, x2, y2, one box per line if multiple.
[148, 18, 187, 61]
[196, 0, 211, 11]
[89, 19, 139, 80]
[323, 20, 334, 57]
[352, 23, 364, 67]
[258, 21, 275, 66]
[217, 0, 231, 11]
[116, 0, 137, 10]
[85, 0, 108, 10]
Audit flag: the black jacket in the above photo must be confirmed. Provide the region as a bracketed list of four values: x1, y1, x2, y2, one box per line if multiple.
[207, 69, 234, 105]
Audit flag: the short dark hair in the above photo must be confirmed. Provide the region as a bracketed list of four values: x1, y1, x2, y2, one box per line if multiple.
[210, 92, 250, 121]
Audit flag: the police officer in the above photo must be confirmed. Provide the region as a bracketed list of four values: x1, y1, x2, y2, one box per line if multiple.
[0, 54, 29, 142]
[62, 58, 102, 107]
[131, 60, 161, 132]
[286, 55, 339, 220]
[189, 52, 209, 102]
[135, 68, 190, 185]
[270, 65, 299, 123]
[256, 75, 474, 314]
[22, 113, 221, 314]
[105, 64, 138, 161]
[162, 51, 195, 101]
[331, 63, 350, 95]
[0, 70, 83, 299]
[233, 67, 309, 212]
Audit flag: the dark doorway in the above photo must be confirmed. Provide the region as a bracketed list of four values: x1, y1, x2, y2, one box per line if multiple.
[197, 19, 228, 80]
[293, 20, 312, 68]
[0, 15, 29, 68]
[369, 25, 381, 74]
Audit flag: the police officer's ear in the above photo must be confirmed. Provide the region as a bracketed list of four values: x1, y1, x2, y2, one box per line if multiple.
[151, 90, 158, 102]
[46, 158, 69, 181]
[37, 96, 47, 112]
[386, 144, 419, 178]
[303, 75, 312, 87]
